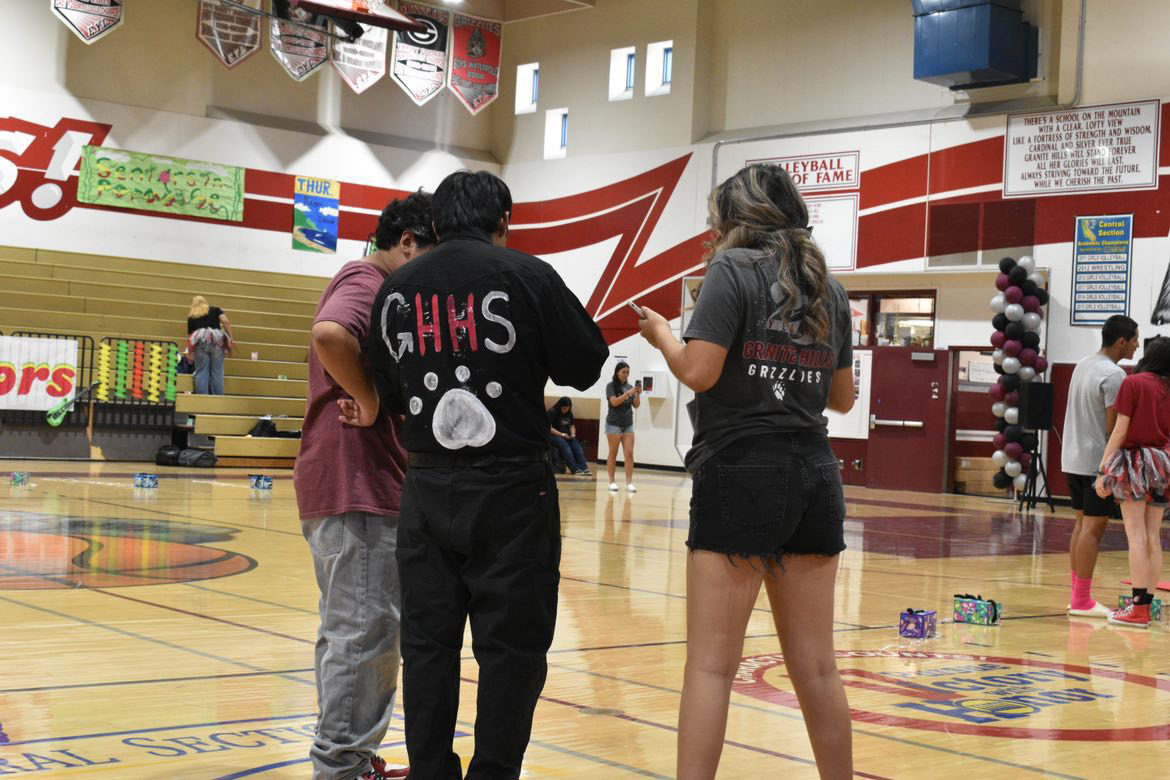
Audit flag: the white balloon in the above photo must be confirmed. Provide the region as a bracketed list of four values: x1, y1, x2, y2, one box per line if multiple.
[1022, 312, 1043, 331]
[1002, 357, 1021, 374]
[1005, 460, 1023, 478]
[992, 349, 1005, 365]
[992, 449, 1008, 467]
[1018, 366, 1037, 382]
[1027, 271, 1045, 287]
[990, 293, 1007, 313]
[1004, 406, 1019, 424]
[1013, 473, 1029, 491]
[1005, 303, 1025, 322]
[1017, 255, 1035, 274]
[992, 401, 1006, 417]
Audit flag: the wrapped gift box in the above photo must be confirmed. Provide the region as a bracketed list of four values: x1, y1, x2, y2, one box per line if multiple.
[953, 594, 1001, 625]
[899, 609, 938, 638]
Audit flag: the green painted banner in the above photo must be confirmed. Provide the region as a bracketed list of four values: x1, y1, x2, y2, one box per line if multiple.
[77, 145, 246, 222]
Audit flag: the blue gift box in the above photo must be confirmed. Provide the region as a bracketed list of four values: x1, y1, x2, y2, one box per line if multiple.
[133, 473, 159, 488]
[249, 474, 273, 490]
[899, 609, 938, 638]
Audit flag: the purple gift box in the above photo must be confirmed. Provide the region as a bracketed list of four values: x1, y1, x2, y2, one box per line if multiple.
[899, 609, 937, 638]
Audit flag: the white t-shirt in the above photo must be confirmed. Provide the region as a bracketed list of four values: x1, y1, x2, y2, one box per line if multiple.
[1061, 352, 1125, 476]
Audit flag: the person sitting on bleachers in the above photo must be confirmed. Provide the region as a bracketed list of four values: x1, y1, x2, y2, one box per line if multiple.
[548, 396, 591, 475]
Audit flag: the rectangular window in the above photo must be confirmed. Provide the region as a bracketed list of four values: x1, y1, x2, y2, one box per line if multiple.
[847, 292, 936, 348]
[645, 40, 673, 97]
[608, 46, 636, 101]
[544, 108, 568, 160]
[514, 62, 539, 114]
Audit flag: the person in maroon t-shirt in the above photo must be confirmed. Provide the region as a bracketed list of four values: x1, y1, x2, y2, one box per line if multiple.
[1095, 336, 1170, 629]
[294, 192, 434, 780]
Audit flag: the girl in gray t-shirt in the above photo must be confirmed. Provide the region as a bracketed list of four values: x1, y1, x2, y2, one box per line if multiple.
[604, 361, 641, 491]
[633, 163, 856, 778]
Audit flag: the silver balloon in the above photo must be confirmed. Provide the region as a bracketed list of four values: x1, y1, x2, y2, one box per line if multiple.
[992, 401, 1006, 417]
[1005, 460, 1023, 478]
[992, 348, 1005, 365]
[1005, 303, 1025, 322]
[1017, 255, 1035, 274]
[1022, 312, 1043, 331]
[1013, 473, 1029, 491]
[1018, 366, 1037, 382]
[1002, 357, 1021, 374]
[990, 293, 1007, 313]
[992, 449, 1008, 467]
[1027, 271, 1045, 287]
[1004, 406, 1019, 425]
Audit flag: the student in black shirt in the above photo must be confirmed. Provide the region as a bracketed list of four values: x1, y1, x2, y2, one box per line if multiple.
[548, 396, 590, 475]
[185, 295, 234, 394]
[366, 170, 608, 780]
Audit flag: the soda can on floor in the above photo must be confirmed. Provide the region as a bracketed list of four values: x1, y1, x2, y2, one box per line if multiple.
[249, 474, 273, 490]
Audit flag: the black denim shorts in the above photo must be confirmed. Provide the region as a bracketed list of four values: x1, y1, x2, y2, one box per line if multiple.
[688, 431, 846, 560]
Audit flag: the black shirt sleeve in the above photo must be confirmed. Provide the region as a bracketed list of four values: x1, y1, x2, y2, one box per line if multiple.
[535, 267, 609, 390]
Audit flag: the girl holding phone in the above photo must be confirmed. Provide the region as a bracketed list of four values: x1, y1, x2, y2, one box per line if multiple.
[605, 361, 641, 492]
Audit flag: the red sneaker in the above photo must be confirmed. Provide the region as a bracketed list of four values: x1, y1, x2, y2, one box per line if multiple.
[368, 755, 409, 779]
[1108, 603, 1151, 628]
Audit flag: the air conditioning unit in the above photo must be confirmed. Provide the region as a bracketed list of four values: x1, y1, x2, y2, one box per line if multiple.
[913, 0, 1038, 90]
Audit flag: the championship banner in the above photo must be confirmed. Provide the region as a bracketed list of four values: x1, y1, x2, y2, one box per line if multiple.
[332, 23, 388, 94]
[293, 176, 341, 254]
[196, 0, 262, 69]
[270, 13, 330, 81]
[77, 145, 246, 222]
[391, 2, 450, 107]
[447, 13, 501, 115]
[51, 0, 123, 44]
[0, 337, 78, 412]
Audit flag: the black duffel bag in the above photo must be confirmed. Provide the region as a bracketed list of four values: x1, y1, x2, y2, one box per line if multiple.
[155, 445, 182, 466]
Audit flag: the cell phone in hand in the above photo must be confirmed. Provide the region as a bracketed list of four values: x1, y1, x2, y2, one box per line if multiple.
[628, 301, 645, 318]
[634, 380, 642, 390]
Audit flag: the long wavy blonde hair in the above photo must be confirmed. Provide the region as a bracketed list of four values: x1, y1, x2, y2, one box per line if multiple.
[189, 295, 210, 319]
[705, 164, 831, 344]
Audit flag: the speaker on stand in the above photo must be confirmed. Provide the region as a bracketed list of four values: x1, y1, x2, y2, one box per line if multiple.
[1017, 382, 1055, 512]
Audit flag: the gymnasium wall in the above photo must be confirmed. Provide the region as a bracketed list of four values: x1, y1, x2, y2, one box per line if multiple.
[4, 1, 1170, 469]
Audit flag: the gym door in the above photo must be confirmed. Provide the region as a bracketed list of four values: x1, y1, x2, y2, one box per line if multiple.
[866, 348, 950, 493]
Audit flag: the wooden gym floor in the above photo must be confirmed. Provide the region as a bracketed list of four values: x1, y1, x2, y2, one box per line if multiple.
[1, 460, 1168, 779]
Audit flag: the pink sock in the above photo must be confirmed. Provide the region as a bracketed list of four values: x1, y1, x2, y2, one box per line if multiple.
[1070, 576, 1094, 611]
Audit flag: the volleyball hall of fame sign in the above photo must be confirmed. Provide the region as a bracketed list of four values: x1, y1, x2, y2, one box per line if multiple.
[51, 0, 124, 44]
[391, 2, 450, 106]
[448, 13, 502, 115]
[269, 11, 330, 81]
[196, 0, 262, 69]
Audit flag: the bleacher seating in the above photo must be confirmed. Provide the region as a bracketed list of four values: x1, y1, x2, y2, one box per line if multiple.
[0, 245, 322, 466]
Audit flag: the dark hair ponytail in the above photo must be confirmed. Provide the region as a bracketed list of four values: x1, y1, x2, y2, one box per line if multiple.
[706, 164, 831, 344]
[1136, 337, 1170, 386]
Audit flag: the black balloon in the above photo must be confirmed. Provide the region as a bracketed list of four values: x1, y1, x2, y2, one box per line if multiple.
[1021, 279, 1038, 296]
[1004, 425, 1023, 442]
[993, 313, 1009, 331]
[998, 256, 1017, 273]
[1002, 374, 1020, 392]
[1009, 266, 1028, 284]
[1022, 331, 1041, 349]
[993, 363, 1005, 375]
[1005, 322, 1025, 340]
[1036, 288, 1050, 305]
[993, 470, 1012, 489]
[995, 417, 1008, 432]
[1021, 433, 1039, 451]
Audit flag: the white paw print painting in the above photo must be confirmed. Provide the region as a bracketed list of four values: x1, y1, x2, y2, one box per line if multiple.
[409, 366, 503, 449]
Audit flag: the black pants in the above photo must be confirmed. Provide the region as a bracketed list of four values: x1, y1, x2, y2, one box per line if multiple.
[397, 460, 561, 780]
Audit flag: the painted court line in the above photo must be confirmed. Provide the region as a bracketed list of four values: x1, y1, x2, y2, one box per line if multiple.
[0, 668, 315, 695]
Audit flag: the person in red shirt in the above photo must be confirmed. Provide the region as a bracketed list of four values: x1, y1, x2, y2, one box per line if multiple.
[295, 192, 434, 780]
[1095, 336, 1170, 628]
